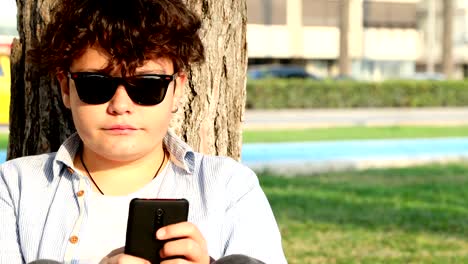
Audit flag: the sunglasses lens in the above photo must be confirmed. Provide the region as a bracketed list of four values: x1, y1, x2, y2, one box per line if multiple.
[69, 73, 173, 106]
[72, 74, 116, 104]
[126, 76, 171, 106]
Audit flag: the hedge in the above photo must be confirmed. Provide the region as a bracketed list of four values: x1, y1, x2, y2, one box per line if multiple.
[246, 79, 468, 109]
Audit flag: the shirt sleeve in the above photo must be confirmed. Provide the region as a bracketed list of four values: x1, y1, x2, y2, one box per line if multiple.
[221, 165, 287, 264]
[0, 165, 24, 263]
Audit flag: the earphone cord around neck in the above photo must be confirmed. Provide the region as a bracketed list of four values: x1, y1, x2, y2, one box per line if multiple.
[79, 147, 167, 195]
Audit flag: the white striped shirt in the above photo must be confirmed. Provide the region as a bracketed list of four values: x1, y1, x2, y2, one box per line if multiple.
[0, 131, 287, 264]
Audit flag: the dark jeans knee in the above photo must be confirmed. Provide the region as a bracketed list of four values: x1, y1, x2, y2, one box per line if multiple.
[212, 254, 266, 264]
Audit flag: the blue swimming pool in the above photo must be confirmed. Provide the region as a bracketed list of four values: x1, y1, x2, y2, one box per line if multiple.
[239, 137, 468, 174]
[241, 137, 468, 164]
[0, 150, 5, 163]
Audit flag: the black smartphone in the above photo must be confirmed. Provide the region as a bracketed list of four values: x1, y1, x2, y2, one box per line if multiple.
[124, 198, 189, 263]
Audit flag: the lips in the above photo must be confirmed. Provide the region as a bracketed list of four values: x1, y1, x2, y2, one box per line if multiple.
[105, 125, 138, 131]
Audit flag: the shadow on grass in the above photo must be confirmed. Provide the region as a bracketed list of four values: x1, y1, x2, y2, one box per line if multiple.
[259, 163, 468, 238]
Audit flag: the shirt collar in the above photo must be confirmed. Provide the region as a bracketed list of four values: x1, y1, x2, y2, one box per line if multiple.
[55, 133, 81, 170]
[54, 130, 195, 174]
[164, 129, 195, 174]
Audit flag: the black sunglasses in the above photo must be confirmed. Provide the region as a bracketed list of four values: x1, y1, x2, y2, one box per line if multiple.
[67, 72, 177, 106]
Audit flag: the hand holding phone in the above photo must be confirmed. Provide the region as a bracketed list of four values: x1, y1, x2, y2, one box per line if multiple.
[124, 198, 189, 263]
[155, 221, 210, 264]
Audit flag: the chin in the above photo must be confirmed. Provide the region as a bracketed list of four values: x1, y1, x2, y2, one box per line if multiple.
[106, 153, 142, 162]
[89, 140, 157, 162]
[96, 147, 143, 162]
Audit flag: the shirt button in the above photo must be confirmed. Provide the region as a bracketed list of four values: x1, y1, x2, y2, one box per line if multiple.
[76, 190, 85, 197]
[67, 167, 75, 174]
[69, 235, 79, 244]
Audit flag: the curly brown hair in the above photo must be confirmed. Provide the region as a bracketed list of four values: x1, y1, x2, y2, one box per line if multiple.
[30, 0, 205, 76]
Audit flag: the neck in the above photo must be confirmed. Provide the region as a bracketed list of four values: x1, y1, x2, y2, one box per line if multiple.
[75, 145, 168, 196]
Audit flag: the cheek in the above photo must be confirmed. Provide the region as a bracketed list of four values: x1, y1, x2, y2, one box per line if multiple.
[152, 107, 172, 125]
[68, 88, 100, 120]
[69, 87, 82, 107]
[163, 86, 178, 107]
[69, 103, 103, 133]
[71, 107, 93, 134]
[144, 105, 173, 132]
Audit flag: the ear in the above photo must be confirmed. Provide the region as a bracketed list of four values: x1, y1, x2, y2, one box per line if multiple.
[172, 72, 186, 111]
[57, 72, 71, 109]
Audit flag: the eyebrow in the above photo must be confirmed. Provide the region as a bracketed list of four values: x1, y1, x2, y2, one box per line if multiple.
[69, 68, 107, 74]
[135, 69, 167, 75]
[69, 69, 170, 77]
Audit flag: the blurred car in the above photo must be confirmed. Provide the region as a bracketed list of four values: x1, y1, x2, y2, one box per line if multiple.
[332, 74, 355, 81]
[403, 72, 446, 81]
[248, 65, 321, 80]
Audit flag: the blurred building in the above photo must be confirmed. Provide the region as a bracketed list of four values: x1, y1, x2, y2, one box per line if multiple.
[247, 0, 468, 80]
[417, 0, 468, 78]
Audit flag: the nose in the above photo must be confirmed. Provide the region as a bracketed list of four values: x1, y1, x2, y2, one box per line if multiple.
[106, 85, 134, 115]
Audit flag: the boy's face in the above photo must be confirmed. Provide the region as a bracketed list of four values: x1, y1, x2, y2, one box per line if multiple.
[57, 45, 186, 162]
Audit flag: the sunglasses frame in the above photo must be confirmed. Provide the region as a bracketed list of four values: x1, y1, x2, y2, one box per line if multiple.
[67, 71, 177, 106]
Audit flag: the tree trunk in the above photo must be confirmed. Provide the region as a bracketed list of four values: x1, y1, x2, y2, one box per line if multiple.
[171, 0, 247, 159]
[339, 0, 350, 76]
[8, 0, 247, 161]
[442, 0, 453, 79]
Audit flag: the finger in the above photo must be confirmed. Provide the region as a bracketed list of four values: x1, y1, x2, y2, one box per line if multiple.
[102, 253, 151, 264]
[103, 247, 125, 258]
[157, 222, 205, 246]
[160, 258, 190, 264]
[160, 238, 204, 262]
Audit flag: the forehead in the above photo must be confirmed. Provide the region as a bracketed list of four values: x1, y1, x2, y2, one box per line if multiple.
[69, 46, 173, 74]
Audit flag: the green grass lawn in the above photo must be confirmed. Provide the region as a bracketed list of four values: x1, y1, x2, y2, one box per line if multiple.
[260, 163, 468, 263]
[0, 133, 7, 149]
[243, 126, 468, 143]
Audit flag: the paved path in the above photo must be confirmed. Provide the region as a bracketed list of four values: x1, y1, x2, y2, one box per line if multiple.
[0, 124, 8, 133]
[243, 107, 468, 129]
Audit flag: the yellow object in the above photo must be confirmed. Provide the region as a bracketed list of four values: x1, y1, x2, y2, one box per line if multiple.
[0, 55, 10, 124]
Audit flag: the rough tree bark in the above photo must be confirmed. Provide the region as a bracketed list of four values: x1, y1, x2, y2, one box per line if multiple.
[8, 0, 247, 161]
